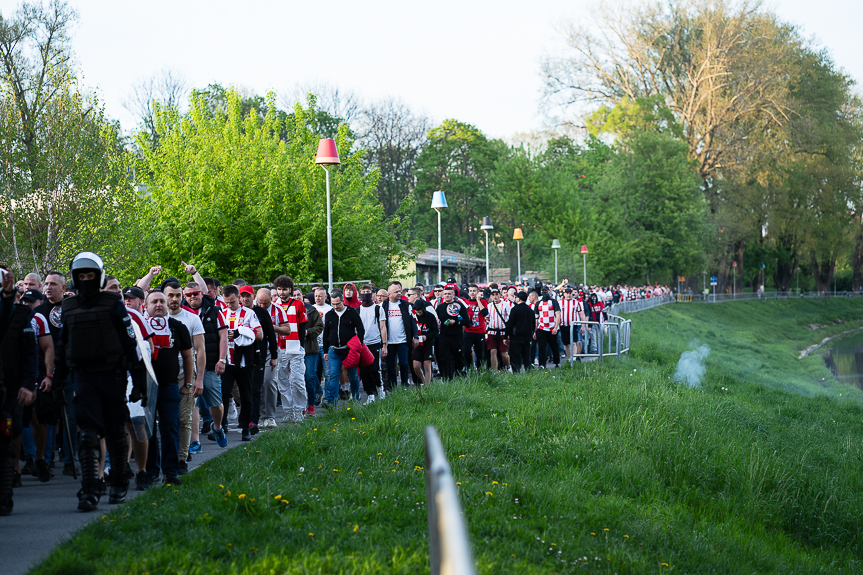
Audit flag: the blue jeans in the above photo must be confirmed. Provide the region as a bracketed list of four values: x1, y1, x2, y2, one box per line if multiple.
[146, 381, 181, 480]
[325, 353, 358, 405]
[386, 342, 410, 387]
[304, 354, 321, 407]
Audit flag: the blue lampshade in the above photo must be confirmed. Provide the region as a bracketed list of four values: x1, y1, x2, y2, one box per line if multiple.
[431, 190, 448, 209]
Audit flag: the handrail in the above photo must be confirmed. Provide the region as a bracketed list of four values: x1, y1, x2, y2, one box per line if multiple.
[424, 426, 476, 575]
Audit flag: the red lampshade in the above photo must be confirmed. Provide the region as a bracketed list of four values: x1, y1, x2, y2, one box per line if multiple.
[315, 138, 340, 166]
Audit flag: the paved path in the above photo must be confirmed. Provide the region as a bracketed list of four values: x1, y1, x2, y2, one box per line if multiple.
[2, 423, 262, 575]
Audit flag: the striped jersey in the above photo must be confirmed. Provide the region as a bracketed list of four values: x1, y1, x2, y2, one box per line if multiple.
[277, 298, 306, 354]
[486, 299, 512, 332]
[559, 298, 583, 326]
[266, 302, 288, 349]
[224, 306, 261, 366]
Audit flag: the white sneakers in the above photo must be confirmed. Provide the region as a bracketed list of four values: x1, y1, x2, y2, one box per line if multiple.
[260, 418, 277, 429]
[227, 399, 238, 422]
[366, 394, 375, 404]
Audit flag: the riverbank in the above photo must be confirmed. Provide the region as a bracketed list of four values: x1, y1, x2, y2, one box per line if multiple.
[628, 298, 863, 401]
[29, 300, 863, 574]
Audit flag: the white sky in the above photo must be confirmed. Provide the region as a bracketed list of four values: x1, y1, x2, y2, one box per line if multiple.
[7, 0, 861, 140]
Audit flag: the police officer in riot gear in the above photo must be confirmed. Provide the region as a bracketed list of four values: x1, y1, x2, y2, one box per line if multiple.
[52, 252, 146, 512]
[0, 268, 38, 516]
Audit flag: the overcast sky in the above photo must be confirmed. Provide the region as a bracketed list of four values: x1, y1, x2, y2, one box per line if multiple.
[16, 0, 863, 140]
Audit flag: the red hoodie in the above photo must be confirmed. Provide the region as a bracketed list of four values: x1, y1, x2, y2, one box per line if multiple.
[343, 282, 361, 309]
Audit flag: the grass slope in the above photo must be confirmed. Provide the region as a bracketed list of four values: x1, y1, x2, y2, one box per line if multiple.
[32, 301, 863, 574]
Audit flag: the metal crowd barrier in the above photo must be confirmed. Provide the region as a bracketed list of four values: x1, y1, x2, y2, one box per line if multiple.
[425, 426, 476, 575]
[568, 314, 631, 362]
[608, 294, 674, 315]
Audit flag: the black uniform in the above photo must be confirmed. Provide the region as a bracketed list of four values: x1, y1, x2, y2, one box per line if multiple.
[0, 294, 38, 515]
[434, 300, 470, 380]
[53, 291, 143, 509]
[506, 300, 536, 373]
[250, 305, 277, 428]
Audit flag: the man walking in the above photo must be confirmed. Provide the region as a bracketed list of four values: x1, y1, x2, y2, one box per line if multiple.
[322, 291, 364, 408]
[53, 253, 145, 510]
[255, 288, 288, 428]
[506, 291, 536, 373]
[435, 287, 470, 380]
[383, 283, 417, 390]
[463, 284, 488, 370]
[485, 288, 511, 372]
[273, 276, 307, 424]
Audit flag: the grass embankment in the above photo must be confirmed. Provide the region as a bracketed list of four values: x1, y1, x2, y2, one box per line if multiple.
[33, 300, 863, 574]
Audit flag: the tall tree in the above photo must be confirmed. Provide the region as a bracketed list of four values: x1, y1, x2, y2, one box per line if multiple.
[134, 89, 421, 285]
[356, 98, 430, 217]
[0, 0, 139, 275]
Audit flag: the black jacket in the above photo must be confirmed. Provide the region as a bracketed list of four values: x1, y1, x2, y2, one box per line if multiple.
[435, 300, 470, 337]
[322, 307, 365, 354]
[252, 305, 278, 365]
[505, 302, 536, 342]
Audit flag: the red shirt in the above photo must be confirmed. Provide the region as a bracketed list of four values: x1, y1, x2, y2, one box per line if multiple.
[464, 298, 488, 334]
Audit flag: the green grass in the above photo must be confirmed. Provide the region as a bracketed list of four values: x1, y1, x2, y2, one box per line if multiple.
[31, 300, 863, 574]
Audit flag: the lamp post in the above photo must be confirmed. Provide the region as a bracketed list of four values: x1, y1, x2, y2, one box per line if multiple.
[431, 191, 448, 284]
[315, 138, 340, 293]
[580, 245, 588, 286]
[513, 228, 524, 280]
[702, 270, 707, 297]
[732, 261, 737, 297]
[551, 239, 561, 284]
[481, 216, 494, 284]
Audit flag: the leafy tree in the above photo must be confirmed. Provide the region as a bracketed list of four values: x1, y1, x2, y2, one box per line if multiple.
[0, 0, 141, 276]
[411, 119, 505, 253]
[133, 89, 421, 285]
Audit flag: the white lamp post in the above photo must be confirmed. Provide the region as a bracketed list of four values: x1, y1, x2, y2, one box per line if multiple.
[513, 228, 524, 280]
[481, 216, 494, 284]
[431, 191, 448, 284]
[551, 239, 561, 284]
[315, 138, 340, 293]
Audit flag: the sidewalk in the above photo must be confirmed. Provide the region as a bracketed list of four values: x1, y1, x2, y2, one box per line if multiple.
[2, 423, 262, 575]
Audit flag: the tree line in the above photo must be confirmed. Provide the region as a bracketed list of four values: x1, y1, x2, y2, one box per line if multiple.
[1, 0, 860, 292]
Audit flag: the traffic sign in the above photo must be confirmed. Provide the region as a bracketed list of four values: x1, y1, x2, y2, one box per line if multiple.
[710, 276, 717, 284]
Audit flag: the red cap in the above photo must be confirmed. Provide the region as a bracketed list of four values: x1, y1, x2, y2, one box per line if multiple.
[239, 285, 255, 296]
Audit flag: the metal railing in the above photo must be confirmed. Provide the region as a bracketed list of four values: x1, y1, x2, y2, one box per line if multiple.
[608, 294, 674, 315]
[568, 315, 631, 362]
[424, 426, 476, 575]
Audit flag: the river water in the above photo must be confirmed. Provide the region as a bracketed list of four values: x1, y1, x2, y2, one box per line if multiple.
[822, 331, 863, 390]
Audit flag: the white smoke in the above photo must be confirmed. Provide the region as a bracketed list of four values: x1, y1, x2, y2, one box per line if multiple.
[673, 342, 710, 388]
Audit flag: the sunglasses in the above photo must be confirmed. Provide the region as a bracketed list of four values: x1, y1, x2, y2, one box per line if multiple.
[184, 291, 202, 297]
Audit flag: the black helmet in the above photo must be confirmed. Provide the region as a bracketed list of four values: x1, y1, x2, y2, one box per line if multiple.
[69, 251, 106, 289]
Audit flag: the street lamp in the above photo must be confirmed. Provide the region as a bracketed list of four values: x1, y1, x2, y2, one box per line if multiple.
[315, 138, 340, 293]
[732, 261, 737, 297]
[580, 244, 588, 286]
[702, 270, 707, 296]
[431, 191, 448, 284]
[513, 228, 524, 280]
[551, 239, 561, 284]
[480, 216, 494, 284]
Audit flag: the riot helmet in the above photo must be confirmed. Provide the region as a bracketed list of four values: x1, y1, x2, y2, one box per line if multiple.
[68, 252, 106, 289]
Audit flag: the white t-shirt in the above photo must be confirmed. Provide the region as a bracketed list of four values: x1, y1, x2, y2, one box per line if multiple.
[385, 301, 406, 344]
[358, 304, 383, 345]
[170, 308, 205, 375]
[313, 303, 332, 349]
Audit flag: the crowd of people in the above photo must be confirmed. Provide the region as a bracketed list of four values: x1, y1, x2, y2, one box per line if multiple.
[0, 252, 668, 517]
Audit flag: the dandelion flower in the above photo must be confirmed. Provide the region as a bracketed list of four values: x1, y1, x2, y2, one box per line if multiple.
[274, 495, 282, 500]
[485, 491, 494, 496]
[591, 532, 596, 536]
[491, 481, 498, 485]
[662, 563, 669, 567]
[309, 533, 314, 537]
[238, 494, 247, 500]
[603, 528, 609, 531]
[624, 535, 629, 539]
[353, 525, 359, 532]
